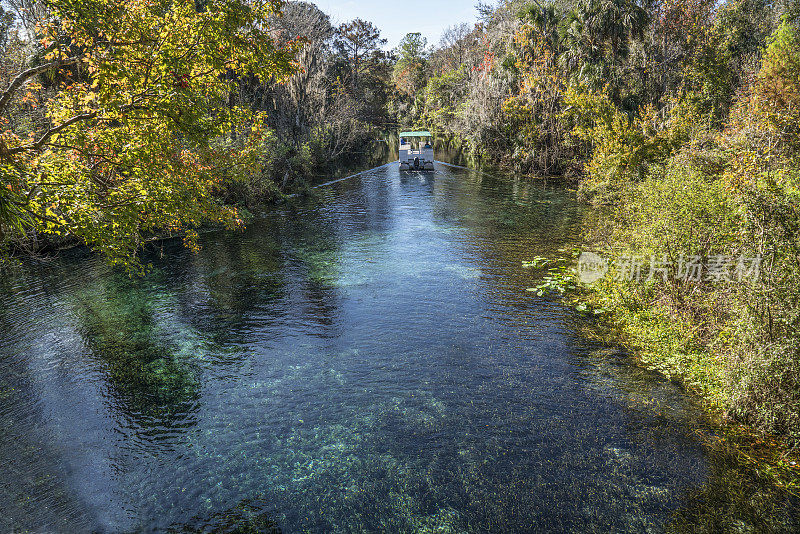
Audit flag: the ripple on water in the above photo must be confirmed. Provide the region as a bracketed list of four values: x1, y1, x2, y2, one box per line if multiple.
[0, 165, 798, 532]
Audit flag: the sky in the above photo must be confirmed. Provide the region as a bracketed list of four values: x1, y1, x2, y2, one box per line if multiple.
[313, 1, 481, 50]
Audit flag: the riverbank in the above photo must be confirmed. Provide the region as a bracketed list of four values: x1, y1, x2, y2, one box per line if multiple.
[0, 138, 396, 269]
[571, 277, 800, 494]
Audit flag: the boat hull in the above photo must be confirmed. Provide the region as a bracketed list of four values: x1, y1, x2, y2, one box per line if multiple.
[399, 161, 434, 172]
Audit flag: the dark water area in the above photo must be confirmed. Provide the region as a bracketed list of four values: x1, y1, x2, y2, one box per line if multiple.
[0, 164, 798, 532]
[304, 133, 397, 186]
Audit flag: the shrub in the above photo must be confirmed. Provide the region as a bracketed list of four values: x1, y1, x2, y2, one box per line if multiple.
[563, 84, 695, 204]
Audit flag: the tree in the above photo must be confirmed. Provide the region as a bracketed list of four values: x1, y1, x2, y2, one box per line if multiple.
[0, 0, 297, 269]
[245, 1, 334, 142]
[743, 18, 800, 151]
[396, 32, 428, 63]
[561, 0, 649, 94]
[501, 4, 572, 173]
[393, 32, 429, 97]
[435, 23, 477, 72]
[333, 18, 386, 91]
[0, 5, 13, 53]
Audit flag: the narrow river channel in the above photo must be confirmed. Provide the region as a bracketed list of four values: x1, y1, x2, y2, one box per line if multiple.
[0, 163, 798, 532]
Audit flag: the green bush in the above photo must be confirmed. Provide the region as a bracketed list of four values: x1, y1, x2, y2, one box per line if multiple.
[563, 84, 692, 204]
[727, 166, 800, 446]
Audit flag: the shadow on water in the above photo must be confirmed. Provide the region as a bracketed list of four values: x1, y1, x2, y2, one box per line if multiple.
[668, 448, 800, 532]
[0, 162, 797, 532]
[70, 276, 202, 429]
[0, 335, 96, 531]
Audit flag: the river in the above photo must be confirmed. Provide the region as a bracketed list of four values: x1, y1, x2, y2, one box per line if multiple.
[0, 163, 797, 532]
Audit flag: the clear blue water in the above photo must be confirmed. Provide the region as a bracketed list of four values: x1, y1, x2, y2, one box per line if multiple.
[0, 163, 797, 532]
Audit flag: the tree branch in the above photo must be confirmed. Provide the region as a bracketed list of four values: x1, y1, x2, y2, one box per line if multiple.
[7, 111, 98, 156]
[0, 57, 79, 116]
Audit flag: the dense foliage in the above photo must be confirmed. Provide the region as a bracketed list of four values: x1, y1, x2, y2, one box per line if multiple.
[580, 14, 800, 450]
[0, 0, 299, 268]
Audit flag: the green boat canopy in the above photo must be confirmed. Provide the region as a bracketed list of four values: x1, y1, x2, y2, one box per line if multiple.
[399, 131, 432, 137]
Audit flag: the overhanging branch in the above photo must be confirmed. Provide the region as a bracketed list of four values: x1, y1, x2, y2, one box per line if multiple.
[7, 112, 98, 156]
[0, 57, 79, 116]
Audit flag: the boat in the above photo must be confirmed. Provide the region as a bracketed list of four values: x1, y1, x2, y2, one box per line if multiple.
[398, 131, 435, 171]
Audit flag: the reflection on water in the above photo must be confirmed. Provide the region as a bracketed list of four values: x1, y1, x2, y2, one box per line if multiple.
[0, 165, 798, 532]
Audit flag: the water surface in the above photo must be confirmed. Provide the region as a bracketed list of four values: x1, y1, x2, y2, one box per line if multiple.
[0, 163, 797, 532]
